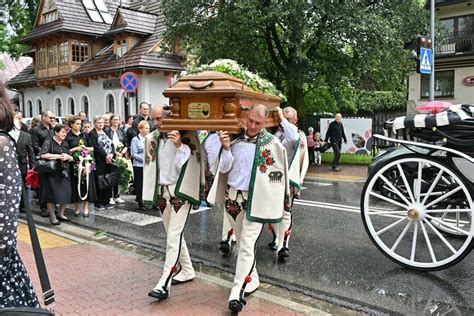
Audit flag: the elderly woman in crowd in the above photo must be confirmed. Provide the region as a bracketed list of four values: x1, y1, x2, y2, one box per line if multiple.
[130, 120, 150, 210]
[66, 115, 97, 217]
[40, 124, 73, 225]
[88, 115, 115, 210]
[105, 113, 127, 205]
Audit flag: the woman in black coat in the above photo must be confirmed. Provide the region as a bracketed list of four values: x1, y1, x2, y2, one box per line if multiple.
[66, 115, 97, 217]
[40, 124, 73, 224]
[105, 113, 127, 204]
[88, 115, 115, 210]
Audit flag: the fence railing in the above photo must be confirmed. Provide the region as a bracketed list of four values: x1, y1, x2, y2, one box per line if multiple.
[435, 30, 474, 54]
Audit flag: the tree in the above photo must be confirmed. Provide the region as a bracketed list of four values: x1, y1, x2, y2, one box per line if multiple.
[161, 0, 428, 119]
[0, 0, 38, 58]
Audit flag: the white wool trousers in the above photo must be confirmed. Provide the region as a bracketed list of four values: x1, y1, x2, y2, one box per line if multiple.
[277, 189, 295, 252]
[154, 187, 194, 293]
[226, 206, 264, 302]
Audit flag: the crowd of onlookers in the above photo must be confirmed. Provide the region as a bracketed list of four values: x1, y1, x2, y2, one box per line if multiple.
[9, 101, 155, 225]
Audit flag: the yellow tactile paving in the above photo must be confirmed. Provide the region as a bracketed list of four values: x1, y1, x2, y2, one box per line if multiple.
[306, 172, 366, 181]
[17, 223, 77, 248]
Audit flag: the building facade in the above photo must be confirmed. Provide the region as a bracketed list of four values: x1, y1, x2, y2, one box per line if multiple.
[408, 0, 474, 105]
[8, 0, 182, 120]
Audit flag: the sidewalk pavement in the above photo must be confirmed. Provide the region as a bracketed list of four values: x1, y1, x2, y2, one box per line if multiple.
[306, 163, 368, 182]
[16, 222, 359, 315]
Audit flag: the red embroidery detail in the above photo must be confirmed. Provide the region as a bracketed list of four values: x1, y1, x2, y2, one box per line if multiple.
[285, 230, 291, 237]
[259, 164, 267, 172]
[171, 265, 177, 273]
[268, 224, 273, 230]
[266, 157, 273, 165]
[227, 229, 234, 237]
[245, 275, 252, 283]
[262, 151, 269, 158]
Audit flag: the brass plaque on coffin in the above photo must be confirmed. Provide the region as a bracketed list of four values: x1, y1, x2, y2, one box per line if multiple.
[188, 102, 210, 119]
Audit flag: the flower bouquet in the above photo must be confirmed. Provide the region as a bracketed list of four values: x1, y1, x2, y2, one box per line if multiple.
[113, 156, 133, 193]
[72, 148, 96, 200]
[175, 59, 286, 101]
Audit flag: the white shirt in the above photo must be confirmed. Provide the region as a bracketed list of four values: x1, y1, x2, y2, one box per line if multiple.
[8, 126, 20, 142]
[112, 130, 120, 147]
[158, 138, 191, 185]
[274, 118, 299, 161]
[219, 141, 256, 192]
[203, 133, 221, 176]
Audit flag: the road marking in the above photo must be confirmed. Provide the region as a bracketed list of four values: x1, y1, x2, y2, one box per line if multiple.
[94, 205, 212, 226]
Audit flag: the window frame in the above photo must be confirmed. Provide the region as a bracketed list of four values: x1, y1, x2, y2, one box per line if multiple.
[420, 70, 455, 99]
[48, 43, 57, 67]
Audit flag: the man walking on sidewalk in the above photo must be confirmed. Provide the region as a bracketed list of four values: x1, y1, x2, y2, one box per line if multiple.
[144, 105, 204, 301]
[208, 104, 290, 313]
[324, 113, 347, 172]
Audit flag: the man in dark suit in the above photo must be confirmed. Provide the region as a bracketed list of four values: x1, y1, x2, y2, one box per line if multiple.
[324, 113, 347, 172]
[29, 111, 54, 215]
[126, 102, 154, 147]
[10, 117, 35, 212]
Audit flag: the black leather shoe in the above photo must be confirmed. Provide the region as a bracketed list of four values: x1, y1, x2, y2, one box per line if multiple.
[219, 240, 231, 254]
[268, 241, 278, 251]
[278, 247, 290, 259]
[40, 209, 49, 217]
[228, 300, 244, 313]
[148, 289, 168, 301]
[171, 278, 194, 285]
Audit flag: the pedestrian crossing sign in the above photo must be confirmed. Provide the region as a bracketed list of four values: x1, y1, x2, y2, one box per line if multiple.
[419, 47, 432, 74]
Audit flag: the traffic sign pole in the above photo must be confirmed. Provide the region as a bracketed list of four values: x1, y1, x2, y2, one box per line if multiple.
[430, 0, 435, 101]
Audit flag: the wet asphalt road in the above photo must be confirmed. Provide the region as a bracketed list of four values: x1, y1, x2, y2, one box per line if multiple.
[57, 179, 474, 315]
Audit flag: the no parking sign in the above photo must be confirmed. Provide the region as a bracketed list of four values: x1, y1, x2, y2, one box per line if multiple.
[120, 72, 138, 93]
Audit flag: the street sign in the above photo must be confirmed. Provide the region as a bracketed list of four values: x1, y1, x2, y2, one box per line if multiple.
[120, 72, 138, 93]
[419, 47, 432, 74]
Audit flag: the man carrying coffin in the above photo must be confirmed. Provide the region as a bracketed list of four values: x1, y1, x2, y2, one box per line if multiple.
[144, 105, 203, 301]
[271, 106, 309, 259]
[208, 104, 290, 313]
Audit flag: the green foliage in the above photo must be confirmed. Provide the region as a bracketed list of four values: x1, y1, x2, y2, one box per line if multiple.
[321, 152, 372, 165]
[349, 91, 407, 114]
[0, 0, 38, 57]
[160, 0, 428, 118]
[182, 59, 286, 100]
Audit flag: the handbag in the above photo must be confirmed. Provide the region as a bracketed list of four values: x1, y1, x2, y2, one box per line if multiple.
[34, 160, 56, 173]
[0, 130, 55, 315]
[97, 166, 120, 190]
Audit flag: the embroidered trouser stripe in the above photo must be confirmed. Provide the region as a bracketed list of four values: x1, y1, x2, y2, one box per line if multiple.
[278, 192, 295, 252]
[155, 193, 193, 293]
[228, 215, 264, 302]
[219, 202, 234, 241]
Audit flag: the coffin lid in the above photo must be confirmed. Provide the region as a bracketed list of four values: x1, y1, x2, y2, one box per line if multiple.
[164, 70, 280, 101]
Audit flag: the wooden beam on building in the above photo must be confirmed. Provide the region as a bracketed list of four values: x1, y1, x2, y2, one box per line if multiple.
[90, 75, 99, 81]
[72, 77, 89, 87]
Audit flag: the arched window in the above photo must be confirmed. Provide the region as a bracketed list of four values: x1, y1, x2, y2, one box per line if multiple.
[107, 94, 114, 113]
[27, 100, 33, 117]
[56, 98, 62, 116]
[69, 98, 75, 114]
[37, 99, 43, 115]
[82, 95, 89, 117]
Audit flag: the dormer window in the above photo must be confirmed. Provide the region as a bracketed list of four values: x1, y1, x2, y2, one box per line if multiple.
[82, 0, 113, 24]
[116, 39, 127, 58]
[41, 0, 59, 24]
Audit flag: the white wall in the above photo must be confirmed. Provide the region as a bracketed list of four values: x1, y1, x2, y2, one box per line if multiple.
[408, 66, 474, 105]
[19, 74, 170, 120]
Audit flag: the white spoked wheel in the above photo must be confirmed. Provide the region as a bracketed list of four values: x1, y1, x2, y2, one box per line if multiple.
[361, 155, 474, 271]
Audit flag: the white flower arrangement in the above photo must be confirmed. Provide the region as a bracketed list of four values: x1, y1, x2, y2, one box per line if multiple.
[175, 59, 287, 101]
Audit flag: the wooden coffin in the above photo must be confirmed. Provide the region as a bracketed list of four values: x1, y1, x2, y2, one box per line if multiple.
[161, 71, 281, 133]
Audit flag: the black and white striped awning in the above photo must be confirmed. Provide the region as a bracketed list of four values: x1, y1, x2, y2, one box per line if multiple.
[387, 104, 474, 133]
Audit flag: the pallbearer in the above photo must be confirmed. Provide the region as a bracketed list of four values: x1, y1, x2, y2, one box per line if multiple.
[144, 105, 203, 301]
[271, 107, 309, 259]
[208, 104, 290, 313]
[202, 131, 236, 254]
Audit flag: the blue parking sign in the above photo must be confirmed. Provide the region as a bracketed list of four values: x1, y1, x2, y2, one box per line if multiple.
[419, 47, 432, 74]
